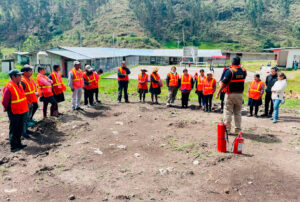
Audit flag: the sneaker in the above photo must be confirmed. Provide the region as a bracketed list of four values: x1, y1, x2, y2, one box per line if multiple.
[11, 147, 22, 153]
[260, 114, 268, 117]
[125, 100, 130, 103]
[90, 104, 96, 107]
[84, 105, 89, 109]
[30, 119, 38, 124]
[220, 109, 223, 113]
[273, 119, 277, 123]
[76, 107, 84, 111]
[23, 134, 30, 139]
[26, 130, 34, 135]
[270, 117, 274, 120]
[247, 114, 253, 117]
[166, 103, 170, 106]
[96, 100, 102, 103]
[20, 144, 27, 149]
[27, 122, 35, 127]
[208, 109, 211, 113]
[268, 115, 273, 118]
[118, 100, 121, 103]
[254, 115, 258, 118]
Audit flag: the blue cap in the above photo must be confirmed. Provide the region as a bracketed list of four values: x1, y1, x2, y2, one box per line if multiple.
[9, 69, 24, 76]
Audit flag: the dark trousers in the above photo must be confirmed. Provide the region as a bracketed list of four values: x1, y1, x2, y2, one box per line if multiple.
[250, 106, 259, 116]
[205, 94, 213, 111]
[95, 88, 99, 101]
[118, 81, 129, 102]
[181, 92, 190, 107]
[43, 97, 58, 118]
[31, 102, 38, 120]
[220, 92, 225, 110]
[84, 89, 94, 105]
[7, 110, 26, 149]
[196, 91, 205, 106]
[139, 92, 146, 101]
[264, 92, 274, 115]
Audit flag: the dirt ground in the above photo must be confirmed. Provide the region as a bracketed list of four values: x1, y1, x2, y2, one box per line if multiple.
[0, 94, 300, 202]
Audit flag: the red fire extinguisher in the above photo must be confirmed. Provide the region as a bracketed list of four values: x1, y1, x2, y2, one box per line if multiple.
[233, 132, 244, 154]
[217, 122, 228, 153]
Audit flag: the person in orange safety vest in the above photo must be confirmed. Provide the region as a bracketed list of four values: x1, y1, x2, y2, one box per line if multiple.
[1, 69, 29, 152]
[37, 66, 58, 118]
[68, 61, 84, 110]
[180, 69, 194, 108]
[20, 65, 38, 138]
[195, 69, 206, 109]
[138, 68, 149, 103]
[248, 74, 265, 117]
[203, 72, 216, 112]
[49, 65, 66, 115]
[83, 65, 97, 108]
[166, 66, 180, 106]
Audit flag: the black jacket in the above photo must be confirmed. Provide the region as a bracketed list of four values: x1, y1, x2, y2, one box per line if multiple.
[265, 74, 278, 93]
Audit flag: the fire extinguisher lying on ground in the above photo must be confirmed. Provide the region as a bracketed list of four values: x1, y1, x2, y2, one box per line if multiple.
[217, 122, 244, 154]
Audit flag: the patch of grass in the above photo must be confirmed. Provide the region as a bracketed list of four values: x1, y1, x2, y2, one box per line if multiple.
[168, 139, 198, 152]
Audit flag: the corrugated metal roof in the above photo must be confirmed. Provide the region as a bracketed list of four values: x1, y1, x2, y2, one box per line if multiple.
[56, 47, 222, 59]
[47, 50, 91, 60]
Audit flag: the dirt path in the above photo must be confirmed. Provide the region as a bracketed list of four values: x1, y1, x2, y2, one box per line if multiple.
[0, 96, 299, 202]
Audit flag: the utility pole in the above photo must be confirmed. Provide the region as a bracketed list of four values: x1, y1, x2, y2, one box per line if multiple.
[182, 28, 185, 47]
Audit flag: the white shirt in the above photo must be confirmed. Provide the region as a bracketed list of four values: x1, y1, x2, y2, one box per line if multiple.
[271, 79, 287, 101]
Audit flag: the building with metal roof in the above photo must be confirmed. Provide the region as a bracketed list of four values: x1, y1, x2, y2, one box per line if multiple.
[26, 46, 223, 76]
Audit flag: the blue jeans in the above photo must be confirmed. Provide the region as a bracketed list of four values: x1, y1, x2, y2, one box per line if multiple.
[272, 99, 281, 120]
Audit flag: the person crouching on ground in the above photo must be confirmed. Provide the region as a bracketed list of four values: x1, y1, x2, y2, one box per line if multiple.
[94, 68, 103, 103]
[138, 68, 149, 103]
[37, 66, 58, 118]
[83, 65, 97, 108]
[2, 70, 29, 152]
[150, 67, 162, 104]
[248, 74, 265, 117]
[166, 66, 179, 106]
[180, 69, 194, 108]
[203, 72, 216, 112]
[195, 69, 206, 109]
[271, 73, 287, 123]
[49, 65, 66, 115]
[20, 65, 38, 138]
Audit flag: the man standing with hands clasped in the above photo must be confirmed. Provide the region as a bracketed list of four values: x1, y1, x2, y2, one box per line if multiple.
[117, 60, 131, 103]
[216, 57, 247, 134]
[68, 61, 84, 110]
[2, 70, 29, 152]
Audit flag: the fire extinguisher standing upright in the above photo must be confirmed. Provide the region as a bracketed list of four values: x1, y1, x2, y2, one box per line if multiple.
[233, 132, 244, 154]
[217, 122, 228, 153]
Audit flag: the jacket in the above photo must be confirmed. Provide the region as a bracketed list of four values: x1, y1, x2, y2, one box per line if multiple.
[265, 74, 278, 93]
[271, 79, 287, 101]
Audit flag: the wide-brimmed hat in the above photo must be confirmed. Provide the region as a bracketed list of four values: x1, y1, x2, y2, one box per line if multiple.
[152, 67, 159, 72]
[141, 68, 148, 72]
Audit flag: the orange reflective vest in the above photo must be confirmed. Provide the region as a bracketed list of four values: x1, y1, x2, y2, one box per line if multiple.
[168, 73, 179, 87]
[203, 78, 216, 95]
[118, 67, 129, 81]
[50, 71, 67, 95]
[138, 73, 148, 90]
[180, 74, 192, 91]
[83, 72, 98, 90]
[196, 75, 206, 91]
[6, 80, 29, 114]
[37, 73, 53, 98]
[71, 68, 84, 89]
[151, 73, 160, 88]
[21, 76, 38, 104]
[249, 80, 264, 100]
